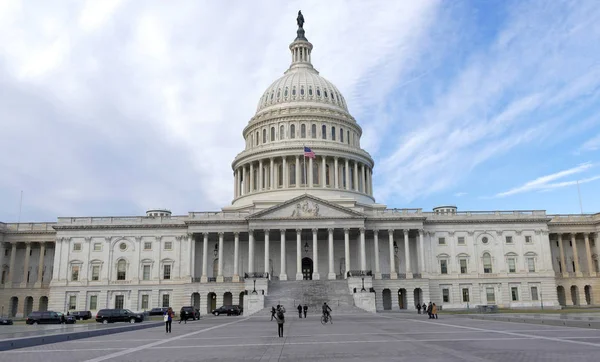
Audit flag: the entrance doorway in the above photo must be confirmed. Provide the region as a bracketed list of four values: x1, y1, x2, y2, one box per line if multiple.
[398, 289, 407, 309]
[191, 293, 200, 310]
[557, 286, 566, 306]
[585, 285, 592, 305]
[302, 257, 313, 280]
[382, 289, 392, 310]
[207, 292, 217, 314]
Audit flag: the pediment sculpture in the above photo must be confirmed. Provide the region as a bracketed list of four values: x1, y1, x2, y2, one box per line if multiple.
[290, 200, 320, 218]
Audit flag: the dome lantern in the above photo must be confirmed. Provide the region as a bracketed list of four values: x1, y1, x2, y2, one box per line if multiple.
[288, 10, 315, 72]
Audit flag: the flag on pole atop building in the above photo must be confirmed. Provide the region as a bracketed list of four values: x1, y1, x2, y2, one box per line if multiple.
[304, 146, 315, 159]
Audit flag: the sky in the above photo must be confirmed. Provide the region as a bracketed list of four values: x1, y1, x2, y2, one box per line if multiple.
[0, 0, 599, 222]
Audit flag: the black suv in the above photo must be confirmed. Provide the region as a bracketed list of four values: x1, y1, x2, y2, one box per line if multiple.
[180, 306, 200, 320]
[71, 310, 92, 320]
[212, 305, 241, 316]
[26, 311, 71, 325]
[148, 307, 169, 316]
[96, 309, 144, 324]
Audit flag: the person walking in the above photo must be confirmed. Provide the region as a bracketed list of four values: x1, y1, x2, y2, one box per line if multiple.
[422, 303, 427, 316]
[275, 305, 286, 337]
[303, 305, 308, 318]
[297, 304, 302, 318]
[432, 303, 438, 319]
[427, 302, 433, 319]
[271, 306, 277, 321]
[417, 303, 422, 314]
[179, 308, 187, 324]
[164, 307, 174, 333]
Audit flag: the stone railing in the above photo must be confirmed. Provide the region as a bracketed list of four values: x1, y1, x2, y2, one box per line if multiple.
[397, 273, 406, 279]
[192, 277, 202, 283]
[57, 216, 187, 226]
[207, 277, 217, 282]
[189, 211, 252, 220]
[4, 223, 57, 232]
[111, 280, 131, 285]
[381, 274, 391, 280]
[244, 272, 269, 279]
[413, 273, 422, 279]
[223, 277, 233, 282]
[346, 270, 372, 277]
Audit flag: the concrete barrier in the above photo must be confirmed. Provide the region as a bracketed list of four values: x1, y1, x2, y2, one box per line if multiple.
[0, 321, 163, 351]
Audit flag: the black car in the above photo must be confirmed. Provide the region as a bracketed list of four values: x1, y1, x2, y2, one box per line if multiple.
[180, 306, 200, 320]
[148, 307, 169, 316]
[95, 309, 144, 324]
[0, 317, 13, 325]
[212, 305, 241, 316]
[58, 312, 77, 324]
[26, 311, 71, 325]
[71, 310, 92, 320]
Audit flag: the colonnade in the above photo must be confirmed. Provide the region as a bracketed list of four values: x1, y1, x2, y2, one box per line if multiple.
[0, 241, 49, 287]
[553, 232, 598, 276]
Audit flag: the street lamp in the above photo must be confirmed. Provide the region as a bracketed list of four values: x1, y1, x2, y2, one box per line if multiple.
[213, 243, 218, 257]
[304, 241, 309, 254]
[361, 277, 366, 292]
[393, 241, 398, 254]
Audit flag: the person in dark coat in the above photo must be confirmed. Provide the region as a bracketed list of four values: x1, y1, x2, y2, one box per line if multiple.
[303, 305, 308, 318]
[422, 303, 427, 315]
[417, 303, 421, 314]
[271, 306, 277, 321]
[275, 305, 286, 337]
[427, 302, 433, 319]
[179, 309, 187, 324]
[297, 304, 302, 318]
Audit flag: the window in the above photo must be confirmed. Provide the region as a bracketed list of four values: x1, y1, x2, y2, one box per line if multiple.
[458, 237, 465, 245]
[71, 265, 80, 281]
[511, 287, 519, 301]
[321, 125, 326, 139]
[119, 242, 127, 251]
[115, 295, 124, 309]
[340, 128, 344, 142]
[594, 259, 599, 273]
[483, 253, 493, 273]
[270, 127, 275, 141]
[531, 286, 539, 301]
[347, 130, 350, 144]
[89, 295, 97, 310]
[289, 163, 296, 186]
[311, 124, 316, 138]
[144, 242, 152, 250]
[506, 236, 513, 244]
[91, 265, 100, 281]
[280, 125, 284, 139]
[309, 87, 313, 96]
[290, 125, 296, 139]
[93, 243, 101, 251]
[525, 236, 532, 243]
[440, 260, 448, 274]
[462, 288, 470, 302]
[486, 287, 495, 303]
[142, 265, 150, 281]
[460, 259, 468, 274]
[438, 237, 446, 245]
[300, 86, 305, 95]
[255, 131, 259, 145]
[331, 126, 336, 140]
[324, 89, 328, 98]
[73, 243, 82, 251]
[162, 294, 170, 308]
[163, 265, 171, 280]
[117, 260, 126, 280]
[301, 124, 306, 138]
[442, 289, 450, 303]
[262, 129, 266, 143]
[527, 257, 535, 272]
[325, 164, 330, 186]
[317, 88, 321, 97]
[69, 295, 77, 310]
[508, 258, 516, 273]
[141, 295, 149, 310]
[164, 242, 173, 250]
[292, 86, 296, 96]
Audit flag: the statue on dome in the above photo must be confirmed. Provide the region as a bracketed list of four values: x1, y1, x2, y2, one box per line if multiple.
[297, 11, 304, 29]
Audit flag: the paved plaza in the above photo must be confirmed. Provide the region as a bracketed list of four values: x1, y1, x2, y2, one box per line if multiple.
[3, 312, 600, 361]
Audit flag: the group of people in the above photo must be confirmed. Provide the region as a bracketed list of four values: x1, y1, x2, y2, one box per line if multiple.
[270, 302, 332, 337]
[417, 302, 438, 319]
[296, 304, 309, 318]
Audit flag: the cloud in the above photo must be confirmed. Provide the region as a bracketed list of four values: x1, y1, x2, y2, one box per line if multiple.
[494, 162, 597, 197]
[454, 192, 467, 197]
[579, 133, 600, 152]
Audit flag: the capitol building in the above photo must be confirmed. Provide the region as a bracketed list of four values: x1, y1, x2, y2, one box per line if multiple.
[1, 14, 599, 318]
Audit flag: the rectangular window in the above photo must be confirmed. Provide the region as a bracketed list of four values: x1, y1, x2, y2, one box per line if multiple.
[143, 265, 151, 281]
[506, 236, 513, 244]
[141, 295, 149, 310]
[440, 260, 448, 274]
[462, 288, 470, 302]
[69, 295, 77, 310]
[594, 259, 599, 273]
[144, 242, 152, 250]
[486, 287, 495, 303]
[531, 286, 539, 301]
[89, 295, 97, 310]
[164, 241, 173, 250]
[460, 259, 468, 274]
[91, 265, 100, 281]
[527, 258, 535, 272]
[163, 265, 171, 280]
[525, 236, 532, 243]
[115, 295, 124, 309]
[511, 287, 519, 301]
[457, 236, 465, 245]
[93, 243, 101, 251]
[71, 266, 80, 281]
[162, 294, 170, 308]
[508, 258, 516, 273]
[438, 237, 446, 245]
[73, 243, 82, 251]
[442, 288, 450, 303]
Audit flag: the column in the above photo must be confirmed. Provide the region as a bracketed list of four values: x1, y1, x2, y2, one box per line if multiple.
[418, 229, 425, 276]
[321, 155, 327, 187]
[309, 157, 313, 188]
[345, 159, 350, 190]
[8, 243, 16, 285]
[571, 233, 581, 276]
[233, 232, 240, 282]
[388, 230, 397, 279]
[585, 233, 595, 276]
[242, 166, 247, 195]
[280, 230, 287, 280]
[190, 234, 196, 281]
[264, 230, 270, 276]
[359, 228, 366, 271]
[334, 157, 339, 189]
[328, 228, 335, 280]
[282, 156, 288, 188]
[248, 230, 255, 274]
[296, 229, 302, 280]
[217, 232, 224, 282]
[201, 233, 208, 283]
[22, 242, 31, 285]
[250, 163, 254, 192]
[36, 242, 46, 286]
[295, 156, 300, 188]
[404, 229, 412, 278]
[361, 163, 366, 193]
[233, 169, 237, 198]
[344, 228, 350, 278]
[258, 160, 263, 191]
[270, 158, 274, 190]
[353, 161, 359, 192]
[558, 233, 567, 276]
[373, 230, 381, 279]
[312, 228, 320, 280]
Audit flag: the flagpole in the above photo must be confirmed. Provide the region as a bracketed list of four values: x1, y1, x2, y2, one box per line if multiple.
[303, 145, 307, 194]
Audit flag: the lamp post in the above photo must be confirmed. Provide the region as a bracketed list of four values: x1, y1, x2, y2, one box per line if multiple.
[213, 243, 218, 258]
[252, 279, 257, 294]
[361, 277, 366, 292]
[393, 241, 398, 254]
[304, 241, 309, 254]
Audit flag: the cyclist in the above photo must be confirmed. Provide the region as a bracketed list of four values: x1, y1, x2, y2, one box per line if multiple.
[322, 302, 332, 321]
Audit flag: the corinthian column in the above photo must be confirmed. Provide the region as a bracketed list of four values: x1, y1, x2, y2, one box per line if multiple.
[282, 157, 287, 188]
[295, 156, 300, 188]
[312, 228, 320, 280]
[248, 230, 255, 273]
[201, 233, 208, 283]
[217, 232, 224, 282]
[418, 229, 425, 276]
[359, 228, 366, 271]
[270, 158, 275, 190]
[558, 233, 567, 276]
[404, 229, 412, 278]
[345, 159, 350, 190]
[373, 230, 381, 279]
[344, 228, 350, 278]
[296, 229, 302, 280]
[334, 157, 339, 189]
[328, 228, 335, 280]
[22, 242, 31, 286]
[258, 160, 264, 191]
[264, 230, 270, 276]
[585, 233, 595, 276]
[389, 230, 397, 279]
[233, 232, 240, 282]
[36, 243, 46, 286]
[280, 230, 287, 280]
[321, 155, 327, 187]
[572, 233, 582, 276]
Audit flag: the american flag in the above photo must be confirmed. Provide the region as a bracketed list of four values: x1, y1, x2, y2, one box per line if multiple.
[304, 146, 315, 159]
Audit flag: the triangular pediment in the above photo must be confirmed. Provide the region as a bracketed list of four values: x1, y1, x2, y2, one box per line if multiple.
[248, 194, 365, 220]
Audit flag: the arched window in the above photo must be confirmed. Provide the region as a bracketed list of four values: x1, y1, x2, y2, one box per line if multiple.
[117, 260, 127, 280]
[270, 91, 274, 100]
[290, 124, 296, 139]
[255, 131, 259, 145]
[324, 89, 328, 98]
[280, 125, 284, 140]
[262, 129, 267, 144]
[313, 161, 319, 185]
[311, 124, 316, 138]
[301, 124, 306, 138]
[309, 87, 313, 96]
[289, 163, 296, 186]
[316, 88, 321, 97]
[300, 86, 305, 96]
[483, 253, 493, 273]
[292, 87, 297, 96]
[347, 130, 350, 144]
[325, 164, 330, 186]
[331, 126, 336, 141]
[340, 128, 344, 143]
[270, 127, 275, 142]
[322, 125, 327, 139]
[277, 89, 281, 99]
[278, 164, 283, 187]
[284, 88, 289, 97]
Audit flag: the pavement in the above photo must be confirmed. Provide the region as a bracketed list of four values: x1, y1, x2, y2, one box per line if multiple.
[3, 312, 600, 361]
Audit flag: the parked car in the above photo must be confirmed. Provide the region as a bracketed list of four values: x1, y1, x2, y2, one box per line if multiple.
[211, 305, 241, 316]
[0, 317, 13, 325]
[71, 310, 92, 320]
[180, 306, 200, 320]
[26, 311, 70, 325]
[58, 312, 77, 324]
[95, 309, 144, 324]
[148, 307, 169, 316]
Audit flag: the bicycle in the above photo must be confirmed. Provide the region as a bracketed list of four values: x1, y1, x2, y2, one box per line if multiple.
[320, 313, 333, 325]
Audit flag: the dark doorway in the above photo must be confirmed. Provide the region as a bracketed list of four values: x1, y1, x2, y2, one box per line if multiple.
[585, 285, 592, 305]
[302, 257, 313, 280]
[382, 289, 392, 310]
[207, 292, 217, 314]
[557, 286, 566, 306]
[398, 289, 407, 309]
[239, 292, 245, 309]
[191, 293, 200, 310]
[39, 296, 48, 311]
[223, 292, 233, 305]
[24, 296, 34, 316]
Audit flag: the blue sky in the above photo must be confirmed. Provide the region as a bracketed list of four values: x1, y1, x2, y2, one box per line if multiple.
[0, 0, 599, 222]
